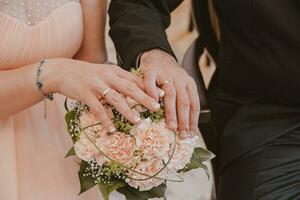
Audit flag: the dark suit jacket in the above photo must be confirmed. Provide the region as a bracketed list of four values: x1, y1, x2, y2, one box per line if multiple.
[109, 0, 300, 173]
[108, 0, 182, 69]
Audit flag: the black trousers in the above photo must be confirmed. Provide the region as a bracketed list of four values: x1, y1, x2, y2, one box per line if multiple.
[217, 128, 300, 200]
[206, 85, 300, 200]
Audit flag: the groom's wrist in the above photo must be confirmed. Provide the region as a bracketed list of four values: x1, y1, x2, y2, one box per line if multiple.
[137, 48, 177, 67]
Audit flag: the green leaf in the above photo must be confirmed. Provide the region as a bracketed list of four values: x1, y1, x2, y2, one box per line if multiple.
[197, 162, 210, 178]
[65, 147, 75, 158]
[194, 147, 215, 162]
[98, 179, 126, 200]
[117, 183, 166, 200]
[78, 161, 97, 195]
[178, 147, 215, 176]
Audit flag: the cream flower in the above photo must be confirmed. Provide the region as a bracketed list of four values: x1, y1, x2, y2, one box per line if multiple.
[130, 118, 152, 145]
[132, 119, 174, 160]
[79, 111, 108, 137]
[74, 111, 108, 163]
[96, 132, 136, 165]
[166, 136, 198, 171]
[127, 159, 167, 191]
[74, 131, 99, 162]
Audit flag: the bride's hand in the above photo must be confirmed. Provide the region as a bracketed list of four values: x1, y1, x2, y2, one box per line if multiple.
[42, 58, 160, 132]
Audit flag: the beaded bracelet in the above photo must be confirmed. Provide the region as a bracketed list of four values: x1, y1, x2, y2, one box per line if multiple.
[36, 60, 54, 101]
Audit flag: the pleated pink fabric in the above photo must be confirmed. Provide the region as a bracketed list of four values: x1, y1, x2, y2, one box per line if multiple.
[0, 1, 113, 199]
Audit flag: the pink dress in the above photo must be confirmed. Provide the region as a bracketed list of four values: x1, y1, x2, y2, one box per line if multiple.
[0, 1, 121, 199]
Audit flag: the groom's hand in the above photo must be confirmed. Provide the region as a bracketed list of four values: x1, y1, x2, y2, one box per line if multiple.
[139, 49, 200, 139]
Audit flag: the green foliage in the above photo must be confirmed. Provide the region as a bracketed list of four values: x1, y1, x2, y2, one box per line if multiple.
[78, 161, 97, 194]
[111, 107, 133, 134]
[130, 68, 144, 78]
[117, 183, 167, 200]
[65, 108, 83, 143]
[98, 179, 126, 200]
[178, 147, 215, 178]
[65, 109, 77, 142]
[140, 107, 165, 123]
[65, 147, 75, 158]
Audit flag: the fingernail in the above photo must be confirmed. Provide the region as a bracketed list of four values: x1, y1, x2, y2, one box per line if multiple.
[152, 103, 160, 110]
[133, 115, 141, 123]
[159, 90, 165, 97]
[108, 126, 116, 133]
[180, 130, 188, 139]
[169, 121, 177, 130]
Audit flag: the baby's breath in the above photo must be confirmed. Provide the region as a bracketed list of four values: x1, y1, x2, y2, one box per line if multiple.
[83, 160, 128, 184]
[67, 102, 88, 142]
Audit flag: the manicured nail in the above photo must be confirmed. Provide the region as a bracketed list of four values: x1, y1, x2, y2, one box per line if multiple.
[169, 121, 177, 130]
[108, 126, 116, 133]
[159, 90, 165, 97]
[180, 130, 188, 139]
[133, 115, 141, 123]
[152, 103, 161, 110]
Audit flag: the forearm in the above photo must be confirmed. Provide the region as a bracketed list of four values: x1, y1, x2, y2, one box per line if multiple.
[0, 63, 45, 118]
[75, 0, 107, 63]
[109, 0, 176, 69]
[0, 58, 62, 118]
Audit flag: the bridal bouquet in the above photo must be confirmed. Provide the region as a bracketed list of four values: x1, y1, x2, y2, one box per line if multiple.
[64, 70, 215, 200]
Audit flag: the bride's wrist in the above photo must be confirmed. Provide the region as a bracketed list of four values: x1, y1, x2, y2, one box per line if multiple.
[37, 58, 64, 95]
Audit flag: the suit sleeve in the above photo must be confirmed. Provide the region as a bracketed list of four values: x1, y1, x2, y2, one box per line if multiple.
[108, 0, 183, 70]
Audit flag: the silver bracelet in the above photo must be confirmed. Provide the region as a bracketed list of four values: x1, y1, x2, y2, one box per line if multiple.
[36, 60, 54, 101]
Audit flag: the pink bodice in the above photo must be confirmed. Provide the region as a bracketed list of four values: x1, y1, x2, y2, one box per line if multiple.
[0, 0, 83, 69]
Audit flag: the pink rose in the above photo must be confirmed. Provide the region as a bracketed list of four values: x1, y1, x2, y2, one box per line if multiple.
[127, 159, 167, 191]
[96, 132, 136, 165]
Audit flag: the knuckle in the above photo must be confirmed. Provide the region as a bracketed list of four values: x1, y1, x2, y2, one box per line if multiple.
[101, 118, 112, 126]
[82, 97, 95, 108]
[165, 87, 176, 96]
[180, 99, 190, 108]
[110, 65, 119, 71]
[125, 82, 138, 94]
[179, 121, 188, 129]
[165, 108, 176, 118]
[121, 108, 133, 118]
[98, 111, 108, 120]
[144, 69, 156, 76]
[109, 92, 122, 103]
[189, 78, 197, 86]
[191, 102, 201, 112]
[140, 95, 150, 104]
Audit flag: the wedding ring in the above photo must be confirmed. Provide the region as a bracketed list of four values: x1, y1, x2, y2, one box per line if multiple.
[102, 88, 111, 98]
[163, 80, 173, 85]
